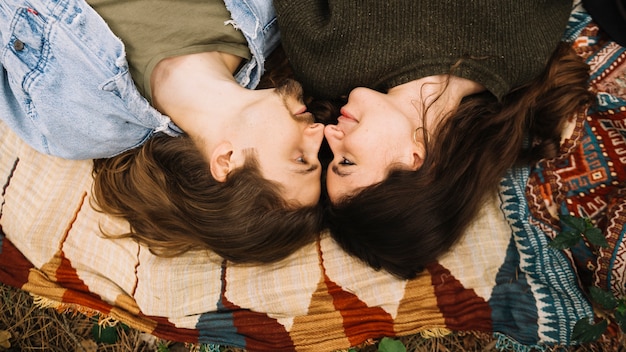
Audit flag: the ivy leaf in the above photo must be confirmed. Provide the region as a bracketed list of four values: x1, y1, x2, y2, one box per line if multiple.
[561, 215, 587, 232]
[377, 337, 406, 352]
[556, 215, 607, 249]
[589, 286, 617, 310]
[584, 227, 609, 248]
[549, 230, 581, 249]
[572, 317, 608, 343]
[91, 324, 119, 344]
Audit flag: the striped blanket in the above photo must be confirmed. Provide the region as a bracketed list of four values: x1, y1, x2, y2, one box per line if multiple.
[0, 3, 623, 351]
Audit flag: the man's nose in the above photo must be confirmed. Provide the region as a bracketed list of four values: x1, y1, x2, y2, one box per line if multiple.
[305, 123, 324, 149]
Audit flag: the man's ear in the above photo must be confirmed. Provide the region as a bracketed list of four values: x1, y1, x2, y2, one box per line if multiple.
[210, 142, 234, 182]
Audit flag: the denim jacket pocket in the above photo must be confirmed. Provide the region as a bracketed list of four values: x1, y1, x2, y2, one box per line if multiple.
[4, 5, 47, 91]
[0, 3, 156, 159]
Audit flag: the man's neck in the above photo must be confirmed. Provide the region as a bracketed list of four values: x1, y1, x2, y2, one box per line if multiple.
[150, 52, 245, 140]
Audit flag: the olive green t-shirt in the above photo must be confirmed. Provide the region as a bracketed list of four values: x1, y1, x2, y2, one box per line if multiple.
[87, 0, 251, 102]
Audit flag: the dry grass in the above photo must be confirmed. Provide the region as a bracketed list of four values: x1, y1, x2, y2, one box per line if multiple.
[0, 282, 194, 352]
[1, 282, 624, 352]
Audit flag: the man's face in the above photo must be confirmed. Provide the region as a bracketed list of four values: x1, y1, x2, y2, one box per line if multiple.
[235, 80, 325, 206]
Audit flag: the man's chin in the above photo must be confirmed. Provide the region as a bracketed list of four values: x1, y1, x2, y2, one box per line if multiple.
[276, 78, 304, 103]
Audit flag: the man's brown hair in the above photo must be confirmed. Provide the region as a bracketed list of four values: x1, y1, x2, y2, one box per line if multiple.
[92, 133, 322, 263]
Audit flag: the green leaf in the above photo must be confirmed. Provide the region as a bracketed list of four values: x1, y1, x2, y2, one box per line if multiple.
[589, 286, 617, 310]
[91, 324, 119, 344]
[572, 317, 608, 343]
[157, 343, 171, 352]
[561, 214, 587, 232]
[616, 300, 626, 314]
[549, 230, 581, 249]
[615, 309, 626, 333]
[584, 227, 609, 248]
[377, 337, 406, 352]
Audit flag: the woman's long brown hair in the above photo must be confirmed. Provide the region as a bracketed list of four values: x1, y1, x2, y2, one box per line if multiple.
[326, 43, 593, 279]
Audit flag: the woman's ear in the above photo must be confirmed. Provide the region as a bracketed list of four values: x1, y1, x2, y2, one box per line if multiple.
[411, 141, 426, 170]
[210, 142, 234, 182]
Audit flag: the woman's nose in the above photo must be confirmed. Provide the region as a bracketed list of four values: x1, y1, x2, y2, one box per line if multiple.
[324, 124, 344, 141]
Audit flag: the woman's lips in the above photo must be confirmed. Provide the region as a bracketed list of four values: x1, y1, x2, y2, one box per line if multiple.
[339, 108, 358, 122]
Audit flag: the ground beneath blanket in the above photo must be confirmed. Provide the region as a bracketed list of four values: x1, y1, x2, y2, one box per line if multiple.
[1, 283, 623, 352]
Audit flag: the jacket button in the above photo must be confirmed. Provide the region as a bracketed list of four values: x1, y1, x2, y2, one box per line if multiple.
[13, 40, 25, 51]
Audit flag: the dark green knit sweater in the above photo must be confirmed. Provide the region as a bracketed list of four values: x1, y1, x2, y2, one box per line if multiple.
[274, 0, 572, 100]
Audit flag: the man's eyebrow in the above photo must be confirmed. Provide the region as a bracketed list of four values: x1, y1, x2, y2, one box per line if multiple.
[294, 164, 319, 175]
[331, 165, 350, 177]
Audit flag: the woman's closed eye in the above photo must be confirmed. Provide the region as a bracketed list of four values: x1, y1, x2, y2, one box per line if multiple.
[330, 157, 355, 177]
[338, 157, 354, 166]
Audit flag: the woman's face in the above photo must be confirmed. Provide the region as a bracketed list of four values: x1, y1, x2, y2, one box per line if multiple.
[323, 87, 422, 203]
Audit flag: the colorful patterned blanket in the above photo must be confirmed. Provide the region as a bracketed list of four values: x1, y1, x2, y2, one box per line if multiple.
[528, 7, 626, 302]
[0, 3, 622, 351]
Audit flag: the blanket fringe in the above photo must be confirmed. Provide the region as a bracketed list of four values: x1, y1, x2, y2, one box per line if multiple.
[31, 294, 118, 326]
[193, 344, 223, 352]
[494, 333, 546, 352]
[419, 327, 452, 339]
[31, 294, 68, 310]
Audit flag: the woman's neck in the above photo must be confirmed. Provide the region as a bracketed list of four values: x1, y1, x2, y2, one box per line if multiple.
[389, 75, 485, 130]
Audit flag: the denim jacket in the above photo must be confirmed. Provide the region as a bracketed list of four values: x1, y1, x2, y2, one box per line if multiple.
[0, 0, 279, 159]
